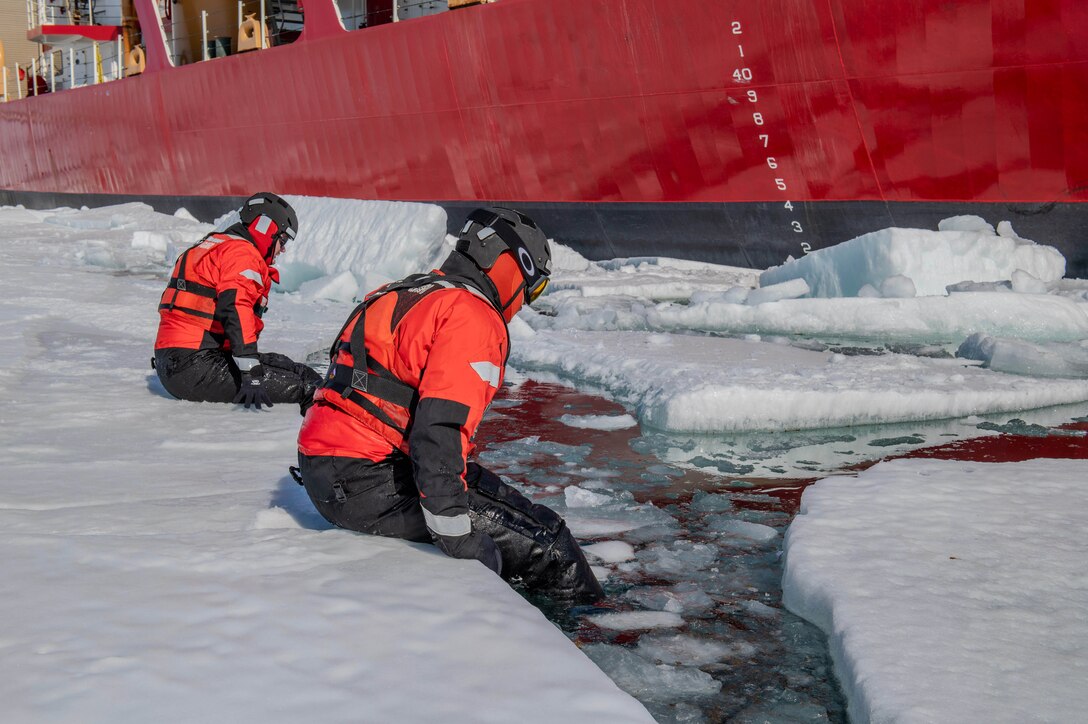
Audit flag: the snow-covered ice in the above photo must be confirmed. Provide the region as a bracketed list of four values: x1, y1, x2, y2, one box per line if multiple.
[958, 332, 1088, 378]
[511, 328, 1088, 433]
[0, 202, 650, 723]
[783, 459, 1088, 724]
[559, 413, 639, 430]
[582, 540, 637, 563]
[2, 199, 1087, 723]
[588, 611, 686, 631]
[760, 219, 1066, 297]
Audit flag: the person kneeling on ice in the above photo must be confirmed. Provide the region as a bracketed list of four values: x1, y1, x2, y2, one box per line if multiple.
[154, 192, 322, 412]
[295, 207, 604, 601]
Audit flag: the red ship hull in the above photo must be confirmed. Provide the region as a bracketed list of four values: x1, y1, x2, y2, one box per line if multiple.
[2, 0, 1087, 273]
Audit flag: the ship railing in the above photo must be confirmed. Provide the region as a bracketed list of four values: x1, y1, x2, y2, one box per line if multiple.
[52, 38, 127, 88]
[338, 0, 448, 28]
[1, 34, 126, 102]
[182, 0, 448, 44]
[1, 0, 459, 102]
[26, 0, 102, 29]
[393, 0, 448, 23]
[161, 1, 305, 67]
[28, 0, 57, 28]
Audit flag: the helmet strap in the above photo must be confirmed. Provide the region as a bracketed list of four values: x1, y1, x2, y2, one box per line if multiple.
[500, 280, 526, 316]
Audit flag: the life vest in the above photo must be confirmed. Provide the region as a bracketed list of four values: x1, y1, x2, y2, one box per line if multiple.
[155, 233, 272, 352]
[313, 273, 486, 453]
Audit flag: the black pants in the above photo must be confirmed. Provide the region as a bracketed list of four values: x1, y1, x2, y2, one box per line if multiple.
[155, 348, 322, 408]
[298, 452, 605, 602]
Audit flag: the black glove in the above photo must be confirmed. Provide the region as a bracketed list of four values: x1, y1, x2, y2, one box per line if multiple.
[233, 368, 273, 409]
[258, 352, 298, 371]
[434, 530, 502, 576]
[260, 352, 322, 387]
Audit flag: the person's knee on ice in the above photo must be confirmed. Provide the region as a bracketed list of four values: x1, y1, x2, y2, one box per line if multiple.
[297, 452, 431, 541]
[297, 207, 600, 601]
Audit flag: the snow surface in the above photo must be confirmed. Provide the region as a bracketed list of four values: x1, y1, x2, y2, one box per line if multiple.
[783, 459, 1088, 724]
[3, 199, 1087, 723]
[511, 327, 1088, 433]
[0, 203, 650, 724]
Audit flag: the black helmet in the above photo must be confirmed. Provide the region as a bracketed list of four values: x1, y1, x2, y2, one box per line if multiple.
[239, 192, 298, 257]
[457, 207, 552, 303]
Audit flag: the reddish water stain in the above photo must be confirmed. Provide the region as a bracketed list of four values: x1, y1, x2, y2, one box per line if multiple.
[482, 379, 640, 459]
[903, 422, 1088, 463]
[480, 381, 1088, 514]
[478, 381, 1084, 722]
[479, 382, 832, 522]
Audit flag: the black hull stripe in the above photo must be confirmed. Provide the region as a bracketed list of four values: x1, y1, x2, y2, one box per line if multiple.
[5, 189, 1085, 277]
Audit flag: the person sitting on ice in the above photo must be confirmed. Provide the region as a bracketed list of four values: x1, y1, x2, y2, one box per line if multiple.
[294, 207, 604, 601]
[153, 192, 321, 412]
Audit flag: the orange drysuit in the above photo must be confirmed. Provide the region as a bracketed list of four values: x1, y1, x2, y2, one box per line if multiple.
[156, 231, 277, 356]
[299, 270, 508, 523]
[295, 252, 603, 600]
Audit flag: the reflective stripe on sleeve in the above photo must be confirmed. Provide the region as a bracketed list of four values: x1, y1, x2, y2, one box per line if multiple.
[422, 509, 472, 538]
[233, 356, 259, 372]
[240, 269, 263, 284]
[469, 360, 501, 388]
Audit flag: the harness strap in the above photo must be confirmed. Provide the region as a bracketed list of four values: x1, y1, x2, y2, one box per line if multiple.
[165, 233, 216, 311]
[165, 276, 217, 298]
[337, 387, 410, 435]
[157, 303, 214, 320]
[327, 300, 366, 361]
[328, 340, 418, 409]
[164, 247, 192, 312]
[321, 272, 464, 420]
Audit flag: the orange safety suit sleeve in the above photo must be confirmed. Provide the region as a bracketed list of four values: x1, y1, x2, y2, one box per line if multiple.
[405, 292, 508, 534]
[213, 243, 268, 357]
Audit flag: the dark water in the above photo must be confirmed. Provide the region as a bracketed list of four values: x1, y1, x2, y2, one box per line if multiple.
[474, 380, 1088, 723]
[476, 381, 842, 723]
